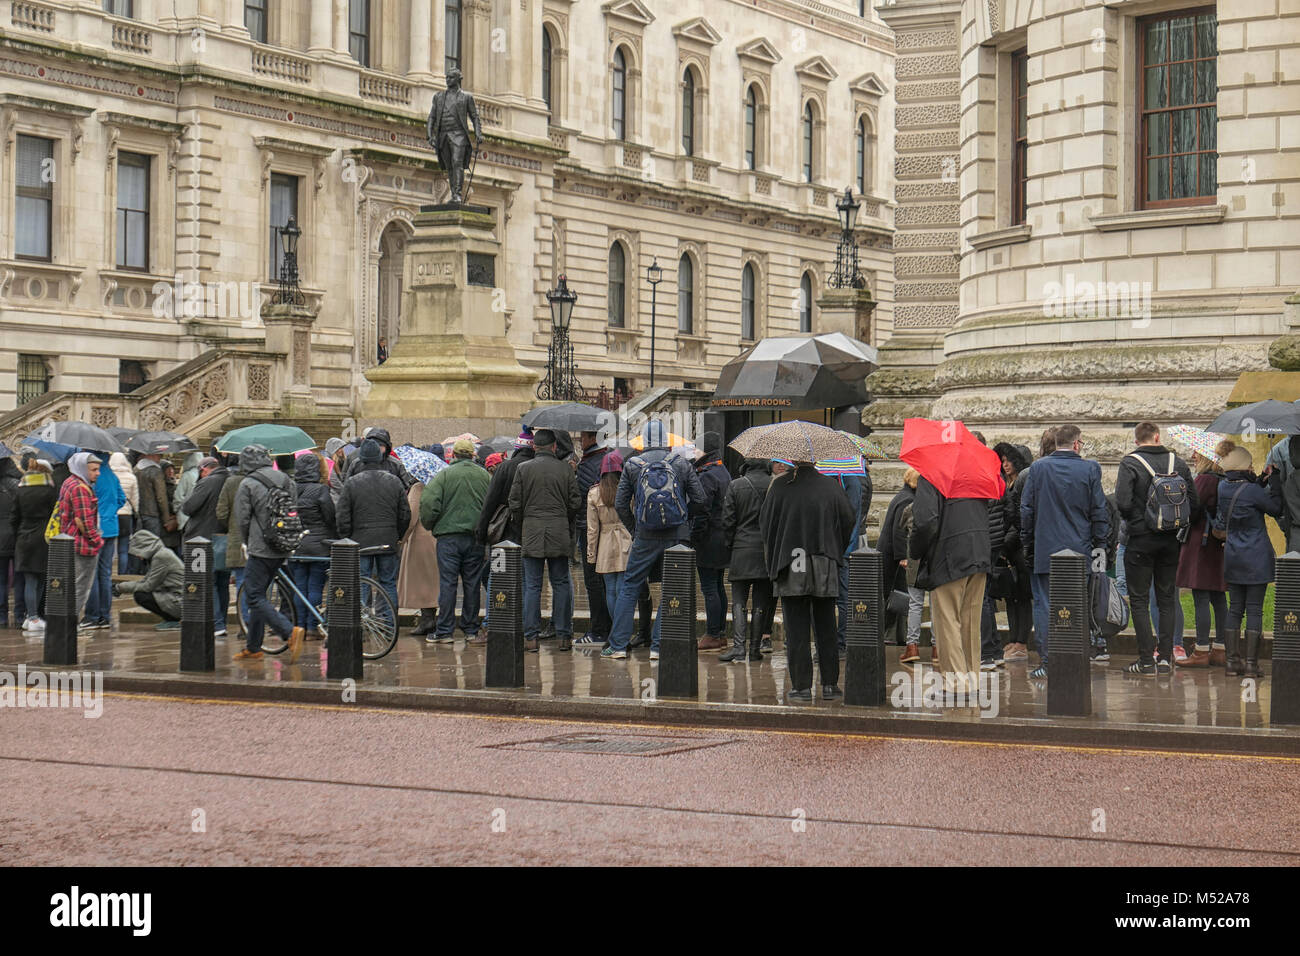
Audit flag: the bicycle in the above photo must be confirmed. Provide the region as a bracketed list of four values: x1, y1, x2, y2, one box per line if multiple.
[236, 548, 399, 660]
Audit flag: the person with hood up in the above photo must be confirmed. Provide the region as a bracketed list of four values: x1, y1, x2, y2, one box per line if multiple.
[323, 437, 348, 507]
[113, 529, 184, 628]
[172, 450, 203, 533]
[134, 452, 175, 542]
[58, 452, 104, 627]
[215, 453, 247, 630]
[233, 443, 305, 662]
[337, 438, 410, 632]
[761, 460, 856, 701]
[344, 427, 416, 491]
[109, 451, 138, 575]
[181, 456, 232, 635]
[719, 457, 772, 663]
[691, 433, 732, 651]
[83, 451, 126, 630]
[420, 438, 488, 643]
[286, 452, 336, 640]
[10, 456, 57, 634]
[0, 456, 22, 628]
[991, 442, 1035, 662]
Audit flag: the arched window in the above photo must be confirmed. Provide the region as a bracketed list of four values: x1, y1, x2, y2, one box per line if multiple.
[612, 47, 627, 140]
[608, 244, 626, 327]
[542, 27, 554, 122]
[682, 68, 696, 156]
[741, 264, 756, 340]
[799, 272, 813, 333]
[744, 85, 757, 170]
[802, 101, 815, 182]
[677, 254, 694, 334]
[856, 116, 868, 195]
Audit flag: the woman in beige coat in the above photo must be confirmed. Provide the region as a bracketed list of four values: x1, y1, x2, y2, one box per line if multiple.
[586, 451, 632, 616]
[398, 481, 440, 635]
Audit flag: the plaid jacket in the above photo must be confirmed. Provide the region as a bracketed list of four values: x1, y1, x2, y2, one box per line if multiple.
[59, 477, 104, 556]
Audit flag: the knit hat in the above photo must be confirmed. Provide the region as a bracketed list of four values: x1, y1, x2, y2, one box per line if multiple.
[324, 437, 346, 458]
[359, 438, 383, 463]
[485, 452, 504, 470]
[515, 427, 534, 448]
[600, 450, 624, 475]
[453, 438, 475, 458]
[1220, 447, 1254, 473]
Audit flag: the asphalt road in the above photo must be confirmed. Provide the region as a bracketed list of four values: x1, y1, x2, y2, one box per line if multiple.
[3, 693, 1298, 866]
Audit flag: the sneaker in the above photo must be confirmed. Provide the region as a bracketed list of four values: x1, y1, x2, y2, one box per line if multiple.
[78, 620, 96, 633]
[434, 632, 457, 644]
[214, 628, 227, 638]
[760, 637, 773, 653]
[155, 620, 181, 631]
[1172, 645, 1188, 663]
[787, 688, 813, 702]
[1029, 664, 1048, 679]
[1091, 646, 1111, 663]
[1126, 661, 1156, 677]
[600, 646, 627, 659]
[1002, 643, 1029, 662]
[467, 634, 488, 646]
[424, 634, 441, 645]
[22, 617, 45, 634]
[1156, 659, 1173, 675]
[980, 658, 998, 671]
[649, 650, 660, 661]
[822, 684, 842, 700]
[574, 633, 606, 646]
[899, 643, 921, 663]
[232, 649, 263, 661]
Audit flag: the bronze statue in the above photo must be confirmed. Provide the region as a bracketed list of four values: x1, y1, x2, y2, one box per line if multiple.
[426, 68, 483, 204]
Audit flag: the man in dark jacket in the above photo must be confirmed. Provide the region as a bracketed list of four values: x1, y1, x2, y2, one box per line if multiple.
[135, 453, 174, 538]
[574, 430, 611, 644]
[0, 457, 21, 628]
[909, 474, 993, 689]
[337, 438, 410, 630]
[509, 429, 581, 651]
[180, 457, 230, 635]
[1115, 421, 1198, 675]
[1020, 424, 1109, 678]
[601, 419, 707, 659]
[421, 438, 490, 644]
[692, 433, 731, 650]
[720, 457, 771, 662]
[233, 443, 305, 661]
[475, 431, 534, 546]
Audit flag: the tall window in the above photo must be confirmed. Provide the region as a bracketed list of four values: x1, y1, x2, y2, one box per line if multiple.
[682, 69, 696, 156]
[446, 0, 462, 75]
[741, 264, 756, 341]
[15, 135, 53, 261]
[102, 0, 133, 16]
[1140, 8, 1217, 208]
[612, 48, 627, 140]
[1011, 49, 1029, 225]
[855, 117, 867, 195]
[677, 255, 694, 334]
[608, 244, 626, 327]
[802, 102, 814, 182]
[116, 152, 150, 272]
[744, 86, 757, 170]
[349, 0, 370, 66]
[245, 0, 267, 43]
[799, 272, 813, 333]
[17, 354, 49, 406]
[268, 173, 299, 280]
[542, 27, 554, 122]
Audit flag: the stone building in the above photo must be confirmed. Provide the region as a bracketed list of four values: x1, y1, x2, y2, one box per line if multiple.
[872, 0, 1300, 470]
[0, 0, 896, 444]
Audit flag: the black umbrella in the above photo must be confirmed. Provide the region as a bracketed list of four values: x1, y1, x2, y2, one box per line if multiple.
[521, 402, 605, 433]
[108, 426, 141, 444]
[1207, 400, 1300, 436]
[711, 332, 879, 409]
[30, 420, 125, 453]
[125, 430, 198, 455]
[481, 436, 516, 454]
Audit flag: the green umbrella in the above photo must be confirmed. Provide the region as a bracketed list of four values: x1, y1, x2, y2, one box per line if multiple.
[214, 424, 315, 455]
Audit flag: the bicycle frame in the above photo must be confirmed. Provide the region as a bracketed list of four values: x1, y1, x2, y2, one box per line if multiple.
[272, 565, 327, 631]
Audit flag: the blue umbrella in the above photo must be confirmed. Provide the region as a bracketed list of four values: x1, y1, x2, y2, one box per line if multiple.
[394, 445, 447, 484]
[22, 437, 78, 463]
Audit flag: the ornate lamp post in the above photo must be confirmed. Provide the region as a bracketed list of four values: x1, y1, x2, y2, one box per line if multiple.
[537, 274, 585, 401]
[831, 187, 865, 290]
[272, 215, 305, 305]
[646, 256, 662, 388]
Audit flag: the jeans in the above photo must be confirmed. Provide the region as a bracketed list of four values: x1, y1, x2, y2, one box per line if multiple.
[213, 569, 231, 632]
[603, 571, 625, 614]
[1227, 582, 1267, 632]
[1115, 543, 1128, 597]
[524, 555, 573, 641]
[1031, 571, 1050, 664]
[74, 551, 98, 622]
[360, 552, 400, 632]
[1191, 588, 1227, 647]
[907, 586, 924, 644]
[783, 595, 839, 691]
[116, 515, 133, 574]
[699, 564, 727, 637]
[435, 534, 483, 637]
[607, 535, 677, 652]
[289, 560, 328, 631]
[23, 573, 43, 621]
[232, 566, 246, 626]
[86, 538, 116, 622]
[579, 530, 612, 639]
[1124, 534, 1181, 666]
[243, 555, 291, 652]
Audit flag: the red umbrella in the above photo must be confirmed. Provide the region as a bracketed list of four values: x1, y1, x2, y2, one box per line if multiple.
[900, 418, 1006, 499]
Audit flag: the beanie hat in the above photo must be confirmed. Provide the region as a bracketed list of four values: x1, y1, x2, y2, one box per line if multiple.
[600, 450, 624, 475]
[515, 427, 534, 448]
[453, 438, 475, 458]
[485, 452, 504, 469]
[359, 438, 382, 463]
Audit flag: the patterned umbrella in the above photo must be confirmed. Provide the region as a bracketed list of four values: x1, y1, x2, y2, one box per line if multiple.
[1166, 424, 1226, 462]
[729, 421, 861, 463]
[815, 456, 866, 477]
[844, 433, 890, 460]
[442, 432, 481, 447]
[394, 444, 447, 484]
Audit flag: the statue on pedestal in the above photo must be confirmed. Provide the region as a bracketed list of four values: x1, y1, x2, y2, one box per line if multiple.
[426, 68, 483, 204]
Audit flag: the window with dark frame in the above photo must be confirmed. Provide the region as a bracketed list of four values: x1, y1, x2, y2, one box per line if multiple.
[741, 264, 756, 341]
[855, 116, 867, 195]
[744, 86, 757, 170]
[116, 151, 150, 272]
[542, 27, 553, 122]
[612, 47, 627, 140]
[682, 68, 695, 156]
[1139, 7, 1217, 208]
[15, 135, 53, 261]
[17, 354, 49, 406]
[268, 172, 299, 281]
[802, 102, 814, 182]
[608, 243, 626, 327]
[119, 359, 148, 394]
[102, 0, 133, 16]
[445, 0, 462, 75]
[677, 255, 693, 334]
[799, 272, 813, 333]
[245, 0, 267, 44]
[348, 0, 370, 67]
[1011, 49, 1028, 225]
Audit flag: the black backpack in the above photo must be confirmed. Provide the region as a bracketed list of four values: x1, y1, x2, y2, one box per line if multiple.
[1128, 452, 1190, 532]
[250, 471, 304, 553]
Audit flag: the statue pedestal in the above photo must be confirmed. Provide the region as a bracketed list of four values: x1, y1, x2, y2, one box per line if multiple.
[362, 206, 536, 434]
[816, 288, 877, 343]
[261, 300, 317, 417]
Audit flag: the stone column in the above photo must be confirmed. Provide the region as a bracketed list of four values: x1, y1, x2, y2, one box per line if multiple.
[817, 289, 877, 344]
[261, 301, 318, 416]
[223, 0, 248, 33]
[333, 0, 350, 57]
[409, 0, 433, 78]
[309, 0, 333, 54]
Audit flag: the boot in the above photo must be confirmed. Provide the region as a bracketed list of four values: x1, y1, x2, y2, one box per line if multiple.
[1177, 645, 1210, 668]
[557, 631, 571, 651]
[1209, 642, 1226, 667]
[1244, 630, 1264, 678]
[629, 602, 653, 649]
[410, 608, 437, 636]
[720, 605, 748, 663]
[1224, 628, 1243, 675]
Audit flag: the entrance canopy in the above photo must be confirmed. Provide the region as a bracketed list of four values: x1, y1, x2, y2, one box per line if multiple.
[710, 332, 879, 410]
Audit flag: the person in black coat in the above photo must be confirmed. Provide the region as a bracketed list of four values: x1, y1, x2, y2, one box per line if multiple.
[0, 456, 21, 627]
[10, 456, 58, 630]
[692, 432, 731, 650]
[287, 452, 337, 637]
[574, 432, 611, 643]
[877, 476, 917, 646]
[720, 457, 771, 662]
[992, 443, 1034, 660]
[337, 439, 410, 619]
[180, 457, 231, 634]
[475, 439, 535, 546]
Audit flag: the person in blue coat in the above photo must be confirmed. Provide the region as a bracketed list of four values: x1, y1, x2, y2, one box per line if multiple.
[1214, 446, 1282, 678]
[83, 451, 126, 629]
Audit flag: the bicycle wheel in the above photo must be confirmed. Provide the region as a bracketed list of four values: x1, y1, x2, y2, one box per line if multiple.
[359, 576, 399, 660]
[236, 575, 299, 655]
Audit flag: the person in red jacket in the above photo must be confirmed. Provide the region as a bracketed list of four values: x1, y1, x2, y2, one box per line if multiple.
[60, 452, 104, 626]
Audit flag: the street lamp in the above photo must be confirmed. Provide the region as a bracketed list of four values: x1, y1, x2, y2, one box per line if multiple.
[537, 274, 585, 401]
[272, 215, 305, 305]
[646, 256, 662, 388]
[831, 187, 865, 290]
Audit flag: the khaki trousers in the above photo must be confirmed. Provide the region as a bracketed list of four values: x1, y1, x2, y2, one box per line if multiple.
[929, 573, 986, 680]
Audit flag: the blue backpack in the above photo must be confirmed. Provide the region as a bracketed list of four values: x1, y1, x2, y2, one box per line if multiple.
[633, 456, 688, 531]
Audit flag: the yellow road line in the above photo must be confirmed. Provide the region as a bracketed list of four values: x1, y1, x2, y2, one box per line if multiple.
[95, 690, 1300, 764]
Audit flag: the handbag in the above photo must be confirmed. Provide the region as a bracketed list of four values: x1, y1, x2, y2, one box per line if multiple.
[486, 503, 510, 545]
[987, 562, 1018, 600]
[212, 533, 229, 572]
[43, 502, 62, 543]
[887, 588, 911, 617]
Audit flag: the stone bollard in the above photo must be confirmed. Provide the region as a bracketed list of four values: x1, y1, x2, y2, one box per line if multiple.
[326, 538, 363, 681]
[43, 533, 77, 666]
[1047, 549, 1091, 717]
[658, 545, 698, 698]
[844, 548, 886, 706]
[1272, 552, 1300, 726]
[485, 541, 524, 688]
[181, 537, 215, 672]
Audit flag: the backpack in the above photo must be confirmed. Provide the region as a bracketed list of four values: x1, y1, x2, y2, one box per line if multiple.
[1128, 452, 1190, 532]
[1090, 573, 1129, 640]
[250, 471, 304, 553]
[633, 455, 688, 531]
[44, 502, 61, 543]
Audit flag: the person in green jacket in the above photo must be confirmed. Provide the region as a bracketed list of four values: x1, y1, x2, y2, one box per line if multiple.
[420, 439, 490, 644]
[114, 529, 185, 630]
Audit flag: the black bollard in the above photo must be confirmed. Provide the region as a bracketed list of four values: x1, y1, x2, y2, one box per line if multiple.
[485, 541, 524, 688]
[180, 537, 215, 671]
[1271, 552, 1300, 726]
[326, 538, 363, 680]
[844, 548, 886, 706]
[658, 544, 698, 698]
[43, 534, 77, 666]
[1047, 548, 1090, 717]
